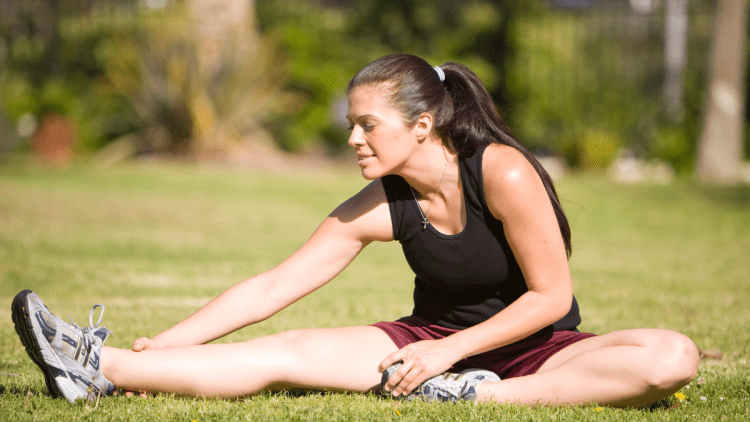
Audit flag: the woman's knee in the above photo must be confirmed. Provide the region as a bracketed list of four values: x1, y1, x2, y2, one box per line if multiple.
[249, 326, 395, 392]
[643, 330, 699, 390]
[260, 329, 316, 360]
[259, 328, 363, 366]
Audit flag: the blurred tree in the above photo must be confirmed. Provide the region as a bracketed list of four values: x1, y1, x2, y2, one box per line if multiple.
[100, 1, 289, 162]
[0, 0, 291, 162]
[0, 0, 141, 155]
[2, 0, 733, 169]
[256, 0, 359, 153]
[348, 0, 522, 111]
[696, 0, 748, 183]
[505, 2, 717, 171]
[256, 0, 517, 153]
[186, 0, 273, 158]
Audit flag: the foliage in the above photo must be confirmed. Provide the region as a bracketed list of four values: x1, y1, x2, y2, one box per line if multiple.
[651, 3, 715, 172]
[255, 0, 517, 153]
[0, 0, 738, 167]
[506, 2, 715, 170]
[0, 1, 141, 152]
[746, 11, 750, 160]
[102, 3, 289, 158]
[1, 163, 749, 420]
[255, 0, 360, 153]
[2, 0, 520, 156]
[0, 0, 291, 159]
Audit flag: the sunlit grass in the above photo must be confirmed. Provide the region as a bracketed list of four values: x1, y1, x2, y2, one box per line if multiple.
[1, 162, 748, 421]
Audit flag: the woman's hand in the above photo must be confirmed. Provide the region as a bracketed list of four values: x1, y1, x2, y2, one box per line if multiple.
[132, 337, 162, 352]
[377, 339, 462, 397]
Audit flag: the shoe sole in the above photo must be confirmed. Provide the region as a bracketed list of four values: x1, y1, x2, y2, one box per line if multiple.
[11, 290, 82, 402]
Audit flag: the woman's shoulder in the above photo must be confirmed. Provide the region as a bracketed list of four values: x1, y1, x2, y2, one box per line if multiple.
[334, 179, 388, 217]
[328, 179, 394, 242]
[481, 143, 547, 219]
[481, 143, 540, 188]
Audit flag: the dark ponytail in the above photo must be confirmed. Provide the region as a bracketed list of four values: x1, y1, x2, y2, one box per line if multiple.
[349, 54, 572, 257]
[439, 63, 572, 257]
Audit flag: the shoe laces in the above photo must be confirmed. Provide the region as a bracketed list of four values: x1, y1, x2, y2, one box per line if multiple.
[67, 304, 109, 337]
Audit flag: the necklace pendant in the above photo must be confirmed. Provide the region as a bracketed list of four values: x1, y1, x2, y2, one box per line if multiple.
[422, 219, 428, 229]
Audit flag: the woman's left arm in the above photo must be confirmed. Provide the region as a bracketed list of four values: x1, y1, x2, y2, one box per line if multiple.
[381, 143, 573, 396]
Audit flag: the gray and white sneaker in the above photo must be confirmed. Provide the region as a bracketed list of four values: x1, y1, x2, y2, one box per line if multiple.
[382, 362, 500, 402]
[11, 290, 115, 402]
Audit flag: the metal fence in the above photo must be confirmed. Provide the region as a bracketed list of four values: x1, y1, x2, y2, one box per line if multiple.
[510, 0, 716, 164]
[1, 0, 720, 164]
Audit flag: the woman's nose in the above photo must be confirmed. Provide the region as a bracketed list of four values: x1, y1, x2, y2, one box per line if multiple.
[347, 126, 364, 148]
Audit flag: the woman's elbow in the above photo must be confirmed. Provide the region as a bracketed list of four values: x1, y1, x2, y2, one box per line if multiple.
[547, 290, 574, 322]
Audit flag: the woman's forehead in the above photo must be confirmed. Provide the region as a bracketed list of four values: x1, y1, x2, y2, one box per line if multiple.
[347, 84, 390, 114]
[349, 83, 389, 100]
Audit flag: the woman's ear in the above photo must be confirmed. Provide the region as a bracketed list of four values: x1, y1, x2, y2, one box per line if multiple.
[414, 112, 434, 141]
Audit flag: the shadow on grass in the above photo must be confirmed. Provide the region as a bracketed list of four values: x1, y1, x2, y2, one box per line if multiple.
[697, 184, 750, 208]
[258, 389, 383, 399]
[0, 384, 49, 398]
[644, 396, 679, 412]
[149, 388, 384, 403]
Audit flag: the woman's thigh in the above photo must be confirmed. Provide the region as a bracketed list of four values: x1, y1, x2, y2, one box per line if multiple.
[536, 328, 697, 375]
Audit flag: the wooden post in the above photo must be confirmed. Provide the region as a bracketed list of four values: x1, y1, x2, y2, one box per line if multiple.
[696, 0, 748, 183]
[663, 0, 688, 121]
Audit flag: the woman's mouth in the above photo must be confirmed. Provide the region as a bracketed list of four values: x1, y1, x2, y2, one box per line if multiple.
[357, 154, 375, 164]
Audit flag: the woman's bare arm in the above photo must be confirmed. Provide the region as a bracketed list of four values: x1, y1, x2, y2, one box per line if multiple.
[381, 144, 574, 394]
[444, 143, 574, 355]
[138, 180, 394, 350]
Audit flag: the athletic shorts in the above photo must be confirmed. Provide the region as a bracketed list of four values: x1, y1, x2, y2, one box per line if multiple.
[372, 316, 597, 379]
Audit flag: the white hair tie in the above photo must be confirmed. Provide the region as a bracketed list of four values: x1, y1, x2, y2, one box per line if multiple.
[433, 65, 445, 82]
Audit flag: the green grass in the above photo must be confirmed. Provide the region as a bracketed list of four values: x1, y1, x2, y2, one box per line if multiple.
[1, 161, 749, 421]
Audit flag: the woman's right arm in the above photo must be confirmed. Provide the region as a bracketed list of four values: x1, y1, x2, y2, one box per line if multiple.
[133, 179, 394, 350]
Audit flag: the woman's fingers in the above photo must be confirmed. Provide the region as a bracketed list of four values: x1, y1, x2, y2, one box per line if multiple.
[113, 389, 148, 398]
[381, 359, 410, 392]
[131, 337, 148, 352]
[380, 339, 460, 396]
[132, 337, 160, 352]
[391, 361, 431, 396]
[377, 351, 405, 373]
[127, 391, 148, 398]
[380, 357, 429, 396]
[403, 372, 431, 396]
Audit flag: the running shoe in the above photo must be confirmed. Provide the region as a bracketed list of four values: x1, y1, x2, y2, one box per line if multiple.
[381, 362, 500, 402]
[11, 289, 115, 402]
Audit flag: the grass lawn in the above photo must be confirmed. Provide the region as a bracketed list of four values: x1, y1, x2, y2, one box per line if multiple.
[1, 160, 748, 421]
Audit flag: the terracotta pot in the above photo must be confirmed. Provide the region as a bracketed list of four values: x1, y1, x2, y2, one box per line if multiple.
[31, 114, 75, 166]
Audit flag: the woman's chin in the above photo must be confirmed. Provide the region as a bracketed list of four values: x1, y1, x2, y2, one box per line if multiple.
[358, 166, 383, 180]
[360, 171, 379, 181]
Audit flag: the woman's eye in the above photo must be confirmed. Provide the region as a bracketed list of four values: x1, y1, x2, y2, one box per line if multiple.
[346, 122, 373, 132]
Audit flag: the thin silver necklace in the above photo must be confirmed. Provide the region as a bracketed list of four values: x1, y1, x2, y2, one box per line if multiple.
[410, 162, 449, 230]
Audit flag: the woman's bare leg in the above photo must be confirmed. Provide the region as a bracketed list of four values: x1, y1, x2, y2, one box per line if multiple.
[101, 326, 398, 398]
[477, 329, 699, 407]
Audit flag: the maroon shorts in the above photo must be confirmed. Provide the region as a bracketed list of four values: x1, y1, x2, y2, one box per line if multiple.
[372, 316, 597, 379]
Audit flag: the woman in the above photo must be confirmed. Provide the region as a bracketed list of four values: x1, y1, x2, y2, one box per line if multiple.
[12, 54, 699, 407]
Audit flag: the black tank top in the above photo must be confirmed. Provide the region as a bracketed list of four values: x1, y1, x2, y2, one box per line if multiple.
[382, 143, 582, 331]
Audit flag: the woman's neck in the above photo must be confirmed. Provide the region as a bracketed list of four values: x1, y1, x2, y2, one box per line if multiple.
[398, 142, 460, 198]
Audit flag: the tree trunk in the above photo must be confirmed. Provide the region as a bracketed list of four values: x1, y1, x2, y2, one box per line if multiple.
[187, 0, 257, 158]
[695, 0, 748, 184]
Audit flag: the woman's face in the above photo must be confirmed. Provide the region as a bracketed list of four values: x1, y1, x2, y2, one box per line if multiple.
[346, 84, 420, 180]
